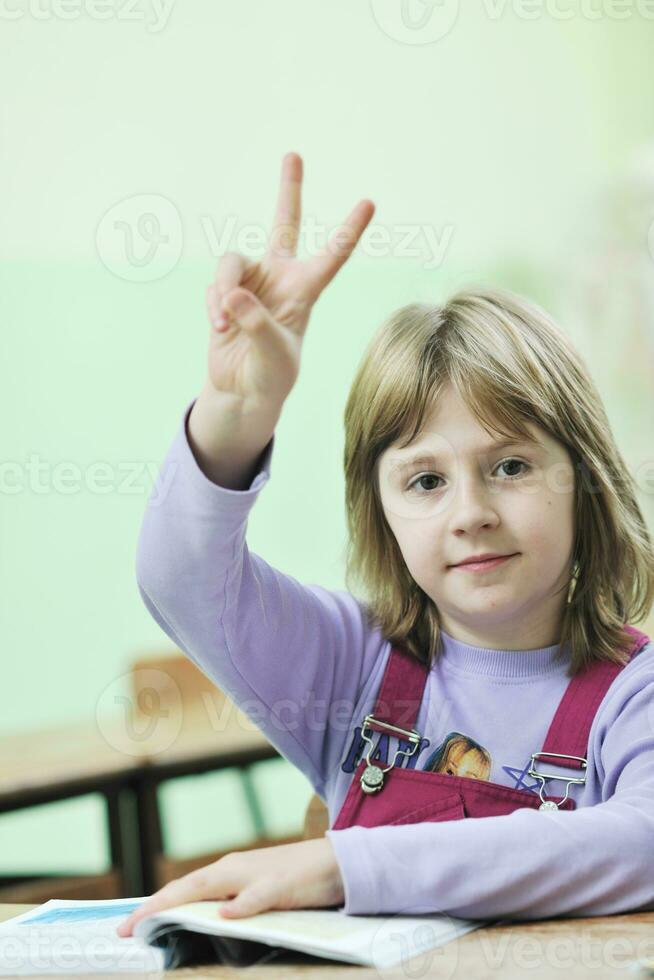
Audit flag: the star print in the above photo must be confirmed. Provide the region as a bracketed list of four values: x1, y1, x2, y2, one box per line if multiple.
[502, 761, 542, 794]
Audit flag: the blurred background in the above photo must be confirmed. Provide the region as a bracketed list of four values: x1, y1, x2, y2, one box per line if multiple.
[1, 0, 654, 899]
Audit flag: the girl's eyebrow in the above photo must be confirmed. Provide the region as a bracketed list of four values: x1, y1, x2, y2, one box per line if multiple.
[389, 437, 541, 468]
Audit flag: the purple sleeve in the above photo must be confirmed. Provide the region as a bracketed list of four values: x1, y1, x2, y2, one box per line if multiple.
[135, 398, 382, 797]
[326, 647, 654, 919]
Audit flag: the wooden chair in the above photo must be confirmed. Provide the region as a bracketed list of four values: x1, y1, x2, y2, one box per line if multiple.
[130, 651, 316, 891]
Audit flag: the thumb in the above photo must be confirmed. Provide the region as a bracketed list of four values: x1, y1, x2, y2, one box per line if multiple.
[222, 289, 277, 337]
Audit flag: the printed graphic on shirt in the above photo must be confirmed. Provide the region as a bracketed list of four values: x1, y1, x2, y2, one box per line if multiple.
[341, 726, 541, 793]
[502, 760, 551, 795]
[422, 732, 492, 780]
[341, 726, 492, 781]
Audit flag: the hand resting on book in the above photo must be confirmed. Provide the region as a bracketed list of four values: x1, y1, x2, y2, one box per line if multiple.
[116, 837, 345, 936]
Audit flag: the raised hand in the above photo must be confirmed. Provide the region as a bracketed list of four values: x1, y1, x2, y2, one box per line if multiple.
[203, 152, 375, 411]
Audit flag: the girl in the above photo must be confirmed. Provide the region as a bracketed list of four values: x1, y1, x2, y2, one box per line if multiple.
[119, 152, 654, 935]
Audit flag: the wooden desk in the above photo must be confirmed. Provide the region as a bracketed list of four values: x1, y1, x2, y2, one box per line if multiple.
[0, 702, 279, 899]
[1, 904, 653, 978]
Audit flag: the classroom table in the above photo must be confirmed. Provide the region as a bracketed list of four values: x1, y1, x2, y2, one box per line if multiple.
[0, 702, 280, 899]
[1, 903, 653, 978]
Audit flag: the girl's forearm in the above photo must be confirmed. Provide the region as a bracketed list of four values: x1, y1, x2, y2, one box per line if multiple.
[186, 381, 281, 490]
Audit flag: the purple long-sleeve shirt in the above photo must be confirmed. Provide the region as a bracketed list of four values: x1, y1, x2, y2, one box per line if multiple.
[135, 397, 654, 921]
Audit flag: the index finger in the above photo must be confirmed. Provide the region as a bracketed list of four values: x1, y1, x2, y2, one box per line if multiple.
[269, 151, 303, 259]
[308, 199, 375, 293]
[116, 873, 219, 937]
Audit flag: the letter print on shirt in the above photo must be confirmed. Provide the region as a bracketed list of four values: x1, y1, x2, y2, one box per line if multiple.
[340, 726, 432, 774]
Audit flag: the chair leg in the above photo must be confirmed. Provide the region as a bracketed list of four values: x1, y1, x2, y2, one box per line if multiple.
[134, 777, 163, 897]
[238, 767, 267, 840]
[106, 786, 143, 897]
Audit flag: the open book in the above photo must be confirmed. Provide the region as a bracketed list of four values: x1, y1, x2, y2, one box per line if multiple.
[0, 897, 489, 972]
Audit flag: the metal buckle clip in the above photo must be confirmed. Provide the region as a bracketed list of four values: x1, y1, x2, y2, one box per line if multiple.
[359, 713, 422, 795]
[528, 751, 587, 810]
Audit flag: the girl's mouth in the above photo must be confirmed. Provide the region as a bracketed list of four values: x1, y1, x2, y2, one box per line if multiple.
[451, 553, 519, 572]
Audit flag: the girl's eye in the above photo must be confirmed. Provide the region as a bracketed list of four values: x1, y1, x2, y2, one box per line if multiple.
[406, 458, 530, 495]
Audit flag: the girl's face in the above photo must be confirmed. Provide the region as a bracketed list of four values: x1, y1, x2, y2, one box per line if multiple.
[377, 384, 576, 651]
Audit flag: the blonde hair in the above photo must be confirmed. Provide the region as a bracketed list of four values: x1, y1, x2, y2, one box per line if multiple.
[343, 285, 654, 677]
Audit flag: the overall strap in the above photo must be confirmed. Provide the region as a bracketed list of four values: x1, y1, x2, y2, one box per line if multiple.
[368, 644, 429, 733]
[538, 625, 651, 769]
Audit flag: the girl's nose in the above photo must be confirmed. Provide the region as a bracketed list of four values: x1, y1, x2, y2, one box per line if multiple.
[447, 479, 501, 536]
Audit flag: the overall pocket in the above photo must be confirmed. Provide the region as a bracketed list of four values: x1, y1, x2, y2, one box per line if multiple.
[387, 792, 465, 826]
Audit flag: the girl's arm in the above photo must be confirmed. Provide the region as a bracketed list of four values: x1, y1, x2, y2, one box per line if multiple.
[136, 396, 385, 796]
[136, 153, 378, 794]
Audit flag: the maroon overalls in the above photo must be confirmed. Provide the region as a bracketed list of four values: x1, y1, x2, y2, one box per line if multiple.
[332, 625, 650, 830]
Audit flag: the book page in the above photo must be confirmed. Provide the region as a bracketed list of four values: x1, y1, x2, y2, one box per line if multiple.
[138, 900, 484, 969]
[0, 898, 166, 976]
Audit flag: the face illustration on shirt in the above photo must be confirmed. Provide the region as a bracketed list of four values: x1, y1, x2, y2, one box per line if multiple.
[377, 383, 576, 651]
[423, 732, 492, 780]
[444, 747, 487, 779]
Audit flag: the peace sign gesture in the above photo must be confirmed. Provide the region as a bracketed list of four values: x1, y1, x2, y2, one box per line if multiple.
[204, 152, 375, 410]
